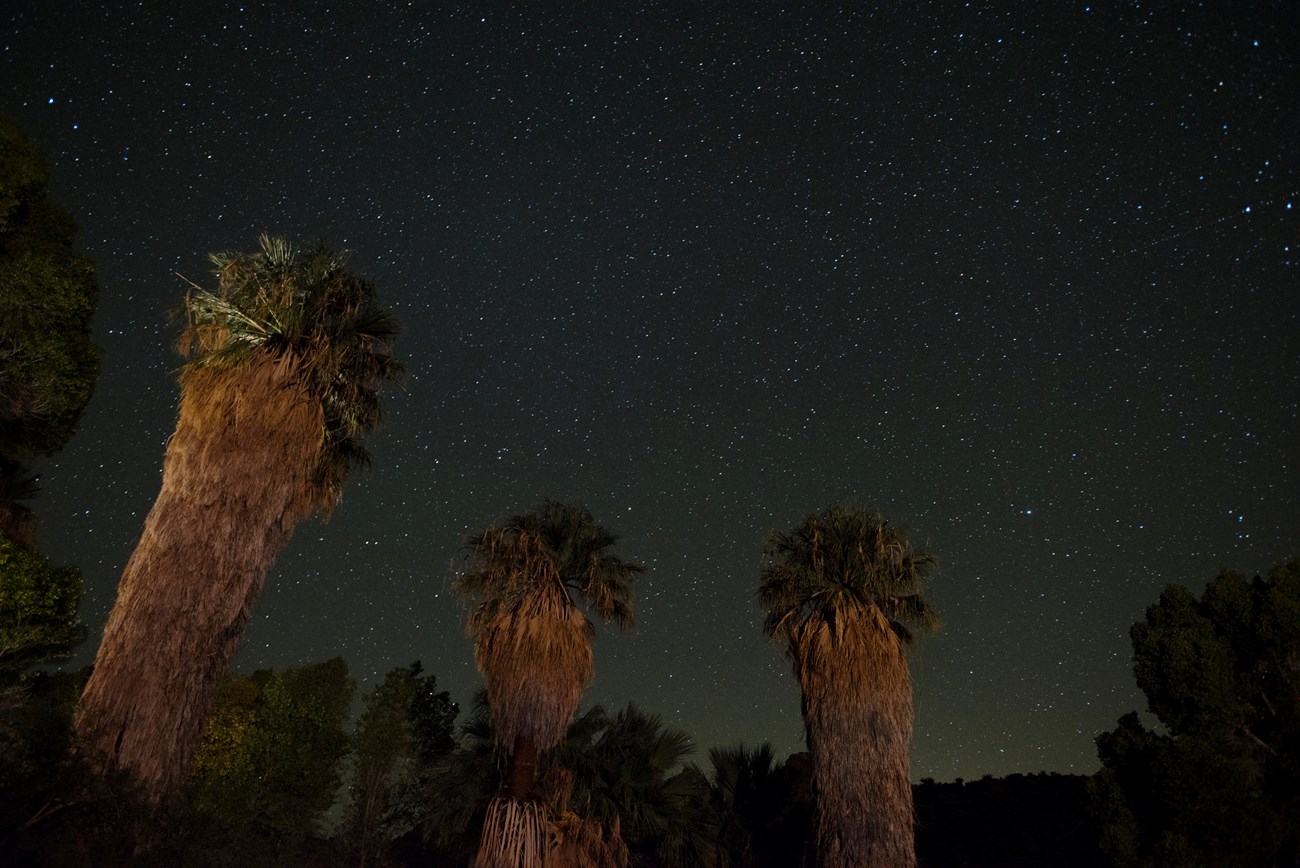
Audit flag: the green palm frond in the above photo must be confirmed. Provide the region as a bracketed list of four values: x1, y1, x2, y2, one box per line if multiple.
[455, 500, 642, 754]
[548, 702, 707, 866]
[179, 235, 403, 512]
[758, 504, 939, 647]
[458, 500, 642, 631]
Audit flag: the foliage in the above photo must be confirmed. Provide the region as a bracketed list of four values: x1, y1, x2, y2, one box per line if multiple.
[182, 234, 404, 511]
[758, 504, 938, 868]
[700, 743, 817, 868]
[176, 658, 356, 868]
[424, 695, 710, 868]
[548, 703, 710, 867]
[759, 505, 939, 651]
[1091, 561, 1300, 868]
[0, 533, 85, 683]
[420, 692, 499, 863]
[457, 499, 643, 759]
[0, 118, 101, 546]
[341, 661, 458, 867]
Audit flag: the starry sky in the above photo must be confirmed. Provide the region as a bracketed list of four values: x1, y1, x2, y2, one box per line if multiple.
[3, 1, 1297, 783]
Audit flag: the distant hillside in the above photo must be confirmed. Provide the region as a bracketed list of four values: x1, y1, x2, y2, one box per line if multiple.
[915, 773, 1104, 868]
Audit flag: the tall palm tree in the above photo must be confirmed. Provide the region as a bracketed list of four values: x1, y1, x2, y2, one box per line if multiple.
[455, 499, 640, 867]
[73, 235, 401, 802]
[757, 505, 938, 868]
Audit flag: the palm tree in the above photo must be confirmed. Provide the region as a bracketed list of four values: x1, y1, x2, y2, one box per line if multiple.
[550, 702, 710, 867]
[424, 697, 709, 868]
[73, 235, 401, 802]
[455, 499, 641, 867]
[706, 743, 777, 868]
[757, 505, 938, 868]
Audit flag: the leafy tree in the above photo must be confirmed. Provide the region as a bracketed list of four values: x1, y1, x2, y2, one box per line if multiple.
[758, 505, 939, 868]
[1091, 561, 1300, 868]
[342, 661, 458, 867]
[0, 118, 101, 545]
[73, 235, 402, 802]
[421, 691, 500, 864]
[0, 533, 85, 684]
[455, 500, 641, 867]
[178, 658, 356, 868]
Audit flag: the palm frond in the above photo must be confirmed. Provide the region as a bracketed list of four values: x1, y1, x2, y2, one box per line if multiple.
[455, 501, 642, 753]
[179, 235, 403, 515]
[758, 504, 939, 648]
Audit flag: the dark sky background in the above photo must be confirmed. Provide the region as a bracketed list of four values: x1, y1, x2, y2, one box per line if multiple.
[3, 1, 1297, 783]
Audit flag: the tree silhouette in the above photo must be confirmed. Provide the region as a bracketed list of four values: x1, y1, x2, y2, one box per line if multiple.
[1091, 561, 1300, 868]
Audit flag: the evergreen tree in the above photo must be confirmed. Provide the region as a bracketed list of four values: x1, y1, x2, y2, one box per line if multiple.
[1091, 562, 1300, 867]
[0, 118, 101, 546]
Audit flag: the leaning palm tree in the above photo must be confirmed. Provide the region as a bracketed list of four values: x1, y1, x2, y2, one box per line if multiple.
[758, 505, 938, 868]
[73, 235, 401, 802]
[455, 499, 641, 868]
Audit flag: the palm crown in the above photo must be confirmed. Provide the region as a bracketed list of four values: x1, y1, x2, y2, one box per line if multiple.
[456, 499, 642, 756]
[759, 505, 939, 648]
[457, 499, 640, 632]
[178, 234, 403, 509]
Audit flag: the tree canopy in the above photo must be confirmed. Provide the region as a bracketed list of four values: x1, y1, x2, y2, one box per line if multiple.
[0, 533, 85, 685]
[181, 658, 356, 867]
[342, 661, 458, 866]
[1091, 561, 1300, 868]
[0, 117, 101, 470]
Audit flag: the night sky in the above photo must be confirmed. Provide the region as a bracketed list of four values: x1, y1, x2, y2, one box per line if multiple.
[4, 2, 1297, 783]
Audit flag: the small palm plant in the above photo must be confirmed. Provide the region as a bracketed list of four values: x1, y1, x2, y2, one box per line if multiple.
[758, 505, 938, 868]
[425, 698, 709, 868]
[74, 235, 401, 801]
[456, 499, 641, 867]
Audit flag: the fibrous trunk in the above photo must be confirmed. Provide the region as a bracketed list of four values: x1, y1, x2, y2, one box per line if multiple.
[799, 609, 916, 868]
[506, 733, 540, 801]
[74, 356, 322, 801]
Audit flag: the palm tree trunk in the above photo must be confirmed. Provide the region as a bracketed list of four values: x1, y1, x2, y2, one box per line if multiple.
[73, 359, 322, 802]
[505, 733, 539, 801]
[805, 618, 916, 868]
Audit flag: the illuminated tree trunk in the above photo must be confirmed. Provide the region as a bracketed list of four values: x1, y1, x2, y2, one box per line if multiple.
[73, 357, 322, 801]
[505, 733, 540, 801]
[802, 615, 916, 868]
